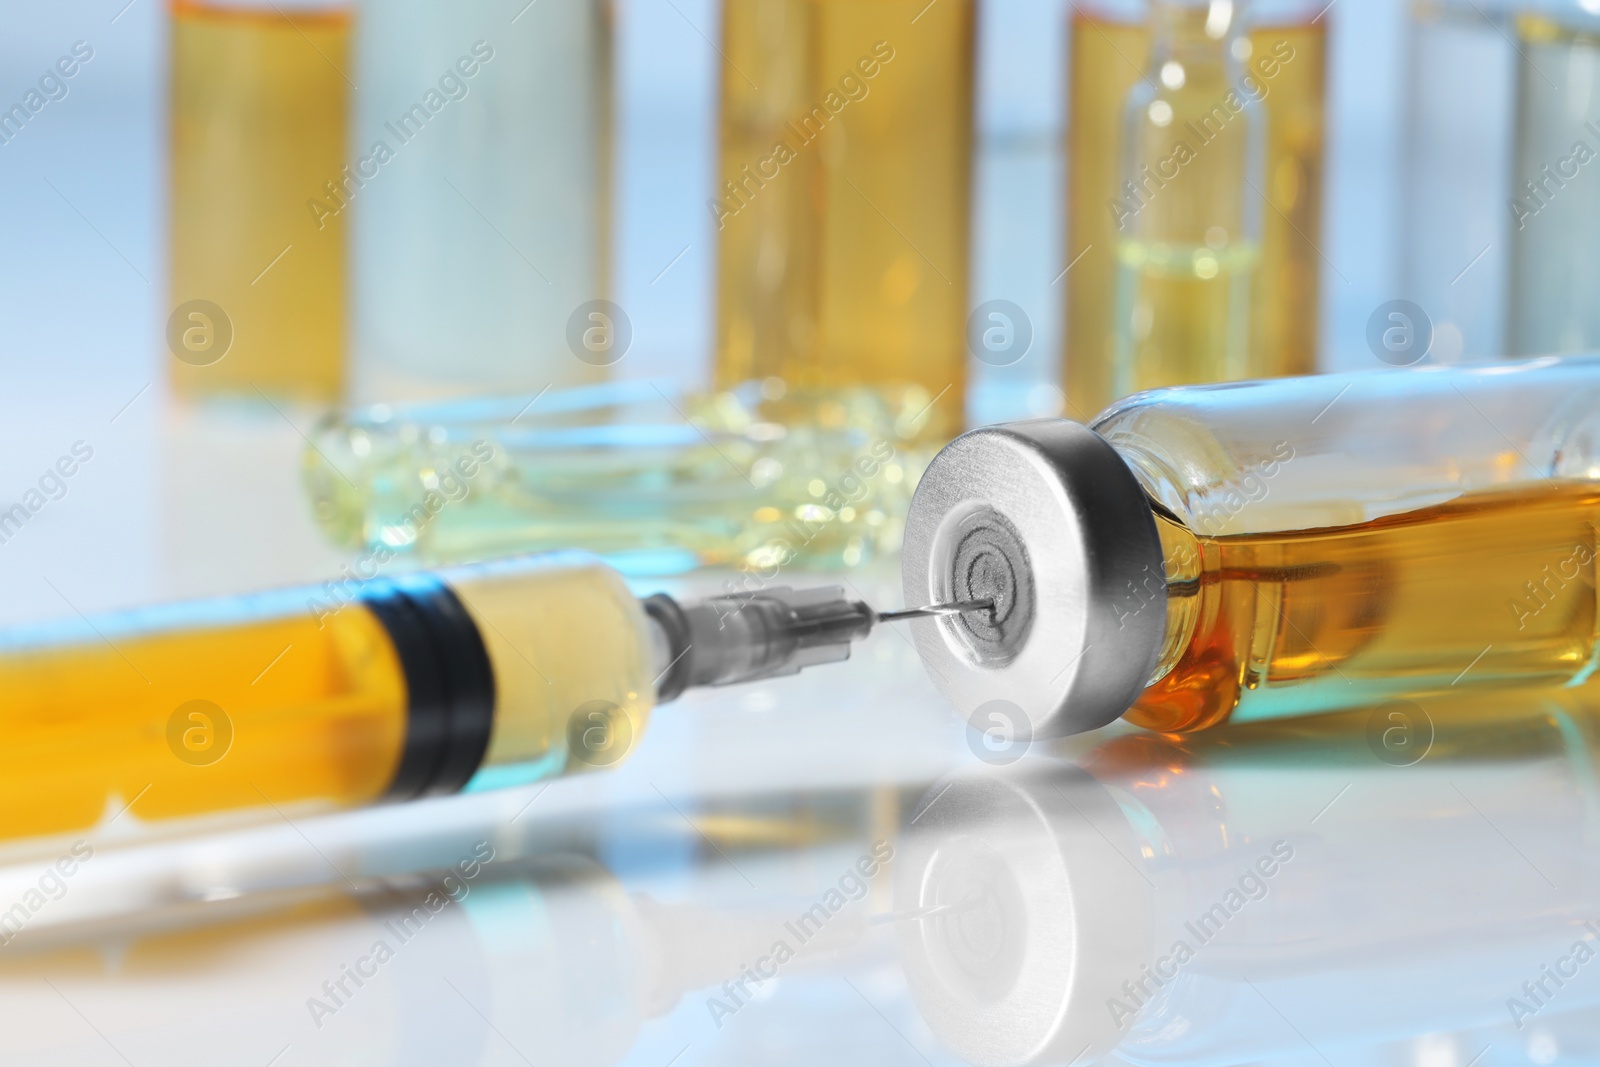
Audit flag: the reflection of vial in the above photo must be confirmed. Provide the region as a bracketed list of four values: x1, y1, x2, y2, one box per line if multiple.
[712, 0, 974, 443]
[348, 0, 612, 403]
[899, 699, 1600, 1064]
[903, 356, 1600, 737]
[168, 0, 350, 402]
[1065, 0, 1324, 416]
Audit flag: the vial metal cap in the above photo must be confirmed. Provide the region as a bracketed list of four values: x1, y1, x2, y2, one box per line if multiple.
[902, 419, 1167, 738]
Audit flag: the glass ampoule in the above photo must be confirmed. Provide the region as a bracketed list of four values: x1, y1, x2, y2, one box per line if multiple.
[302, 379, 930, 575]
[1111, 0, 1265, 401]
[1065, 0, 1324, 417]
[903, 355, 1600, 737]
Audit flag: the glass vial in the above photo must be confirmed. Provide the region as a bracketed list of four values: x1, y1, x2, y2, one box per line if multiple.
[1405, 0, 1600, 361]
[1506, 3, 1600, 357]
[903, 355, 1600, 738]
[1399, 0, 1516, 363]
[1064, 0, 1325, 417]
[168, 0, 351, 402]
[348, 0, 612, 403]
[711, 0, 975, 444]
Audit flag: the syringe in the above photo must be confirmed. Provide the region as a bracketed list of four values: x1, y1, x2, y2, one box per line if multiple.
[0, 552, 986, 843]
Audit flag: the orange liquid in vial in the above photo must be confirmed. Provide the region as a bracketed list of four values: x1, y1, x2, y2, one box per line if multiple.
[1130, 482, 1600, 732]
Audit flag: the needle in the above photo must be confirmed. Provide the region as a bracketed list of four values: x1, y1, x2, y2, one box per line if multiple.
[877, 599, 995, 624]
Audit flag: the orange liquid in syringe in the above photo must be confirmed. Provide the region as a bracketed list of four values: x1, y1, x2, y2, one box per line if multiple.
[0, 599, 406, 839]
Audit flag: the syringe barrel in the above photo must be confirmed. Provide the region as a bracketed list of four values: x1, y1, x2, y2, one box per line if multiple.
[0, 552, 655, 843]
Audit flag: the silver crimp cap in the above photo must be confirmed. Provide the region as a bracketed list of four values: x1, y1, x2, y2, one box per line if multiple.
[901, 419, 1168, 738]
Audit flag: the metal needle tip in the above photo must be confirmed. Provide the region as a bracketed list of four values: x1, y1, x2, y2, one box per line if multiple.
[877, 598, 995, 624]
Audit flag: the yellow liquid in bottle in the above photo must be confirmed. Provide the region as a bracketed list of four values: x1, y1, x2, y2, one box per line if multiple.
[169, 1, 349, 402]
[0, 599, 406, 840]
[1129, 483, 1600, 733]
[1065, 13, 1324, 417]
[1112, 240, 1258, 398]
[713, 0, 974, 444]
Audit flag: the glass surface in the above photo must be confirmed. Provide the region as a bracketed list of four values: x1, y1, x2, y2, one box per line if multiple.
[4, 685, 1600, 1067]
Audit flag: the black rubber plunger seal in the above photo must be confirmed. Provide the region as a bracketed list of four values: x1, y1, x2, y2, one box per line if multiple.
[640, 593, 693, 703]
[361, 576, 496, 800]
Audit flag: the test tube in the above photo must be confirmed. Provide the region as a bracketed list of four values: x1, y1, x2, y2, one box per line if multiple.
[1063, 0, 1326, 417]
[712, 0, 975, 444]
[902, 354, 1600, 737]
[168, 0, 351, 402]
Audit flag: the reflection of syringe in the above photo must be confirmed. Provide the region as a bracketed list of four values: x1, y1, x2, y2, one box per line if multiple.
[0, 551, 989, 844]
